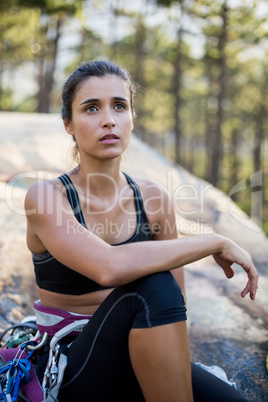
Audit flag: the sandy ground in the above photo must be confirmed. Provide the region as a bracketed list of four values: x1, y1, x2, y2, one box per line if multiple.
[0, 112, 267, 401]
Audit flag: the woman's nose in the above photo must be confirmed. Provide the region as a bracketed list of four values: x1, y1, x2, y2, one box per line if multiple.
[102, 108, 115, 128]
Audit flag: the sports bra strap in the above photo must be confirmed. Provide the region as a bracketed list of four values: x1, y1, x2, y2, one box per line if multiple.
[122, 172, 147, 218]
[58, 174, 87, 227]
[58, 172, 149, 228]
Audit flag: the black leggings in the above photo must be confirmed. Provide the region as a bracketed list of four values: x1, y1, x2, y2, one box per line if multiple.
[57, 272, 248, 401]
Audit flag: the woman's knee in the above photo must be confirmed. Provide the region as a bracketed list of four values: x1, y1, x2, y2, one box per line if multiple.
[137, 271, 184, 303]
[128, 271, 187, 328]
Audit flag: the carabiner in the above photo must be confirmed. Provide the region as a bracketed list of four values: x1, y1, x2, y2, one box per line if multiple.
[21, 332, 48, 351]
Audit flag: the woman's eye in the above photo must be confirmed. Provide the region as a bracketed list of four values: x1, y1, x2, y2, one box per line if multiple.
[115, 103, 126, 110]
[86, 105, 97, 112]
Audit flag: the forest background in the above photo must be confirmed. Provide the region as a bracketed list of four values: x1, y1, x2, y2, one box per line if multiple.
[1, 0, 268, 234]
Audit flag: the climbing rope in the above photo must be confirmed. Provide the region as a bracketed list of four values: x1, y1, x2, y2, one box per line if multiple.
[0, 323, 48, 402]
[0, 344, 33, 402]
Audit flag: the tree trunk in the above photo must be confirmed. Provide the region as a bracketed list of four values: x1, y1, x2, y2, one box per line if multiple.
[0, 63, 3, 110]
[36, 15, 48, 113]
[209, 2, 228, 186]
[173, 2, 184, 165]
[204, 57, 216, 182]
[132, 16, 147, 140]
[254, 103, 265, 173]
[37, 15, 62, 113]
[173, 36, 182, 164]
[229, 127, 240, 200]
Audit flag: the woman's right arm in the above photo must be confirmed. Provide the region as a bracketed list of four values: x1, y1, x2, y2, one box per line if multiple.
[25, 181, 259, 300]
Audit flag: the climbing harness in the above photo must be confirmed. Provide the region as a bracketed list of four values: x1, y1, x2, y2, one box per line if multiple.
[42, 319, 89, 402]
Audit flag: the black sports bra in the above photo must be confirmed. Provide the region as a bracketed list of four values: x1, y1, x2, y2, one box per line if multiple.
[33, 173, 152, 295]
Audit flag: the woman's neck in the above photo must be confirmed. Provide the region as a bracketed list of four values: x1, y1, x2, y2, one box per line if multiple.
[70, 157, 124, 197]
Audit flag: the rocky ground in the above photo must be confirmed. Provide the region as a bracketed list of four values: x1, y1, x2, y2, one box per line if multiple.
[0, 112, 267, 401]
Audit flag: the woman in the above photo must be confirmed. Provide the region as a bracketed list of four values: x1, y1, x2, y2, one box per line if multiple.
[25, 60, 258, 401]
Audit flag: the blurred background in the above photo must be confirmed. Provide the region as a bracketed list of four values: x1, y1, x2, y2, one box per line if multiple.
[1, 0, 268, 233]
[1, 3, 267, 398]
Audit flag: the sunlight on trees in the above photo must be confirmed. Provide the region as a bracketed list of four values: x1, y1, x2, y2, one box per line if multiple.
[0, 0, 267, 232]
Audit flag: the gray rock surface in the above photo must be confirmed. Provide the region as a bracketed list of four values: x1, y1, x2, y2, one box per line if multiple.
[0, 112, 267, 400]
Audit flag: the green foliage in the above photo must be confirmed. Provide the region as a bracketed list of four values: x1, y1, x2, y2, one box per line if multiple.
[154, 0, 185, 7]
[154, 0, 176, 6]
[0, 7, 39, 110]
[17, 0, 79, 14]
[0, 0, 268, 231]
[18, 0, 47, 8]
[0, 8, 37, 61]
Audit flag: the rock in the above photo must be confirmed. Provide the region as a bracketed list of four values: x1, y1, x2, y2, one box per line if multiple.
[0, 112, 267, 400]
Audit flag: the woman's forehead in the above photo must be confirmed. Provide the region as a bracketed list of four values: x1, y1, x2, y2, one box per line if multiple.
[75, 75, 130, 101]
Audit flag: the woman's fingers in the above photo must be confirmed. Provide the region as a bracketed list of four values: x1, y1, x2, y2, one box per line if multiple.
[241, 281, 253, 300]
[222, 265, 235, 279]
[241, 277, 258, 300]
[240, 263, 259, 300]
[213, 241, 259, 300]
[238, 251, 259, 300]
[212, 254, 234, 278]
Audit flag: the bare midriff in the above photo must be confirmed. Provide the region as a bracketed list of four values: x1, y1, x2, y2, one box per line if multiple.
[37, 286, 114, 315]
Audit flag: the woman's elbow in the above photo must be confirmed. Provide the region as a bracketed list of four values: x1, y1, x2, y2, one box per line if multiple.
[97, 269, 122, 288]
[94, 257, 121, 288]
[91, 245, 130, 288]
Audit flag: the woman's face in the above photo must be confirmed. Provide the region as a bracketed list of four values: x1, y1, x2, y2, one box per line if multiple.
[64, 75, 134, 162]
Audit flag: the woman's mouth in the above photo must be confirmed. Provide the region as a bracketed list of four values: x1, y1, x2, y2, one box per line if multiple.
[99, 134, 120, 144]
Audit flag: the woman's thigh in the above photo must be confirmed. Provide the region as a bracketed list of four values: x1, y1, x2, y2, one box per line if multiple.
[58, 272, 247, 402]
[59, 271, 185, 401]
[58, 290, 142, 400]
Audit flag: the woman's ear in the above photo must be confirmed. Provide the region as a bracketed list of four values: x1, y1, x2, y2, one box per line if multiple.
[63, 117, 74, 136]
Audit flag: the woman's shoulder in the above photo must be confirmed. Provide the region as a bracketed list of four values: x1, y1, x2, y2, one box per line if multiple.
[128, 175, 173, 221]
[129, 175, 176, 236]
[129, 175, 170, 200]
[26, 176, 62, 195]
[25, 176, 65, 212]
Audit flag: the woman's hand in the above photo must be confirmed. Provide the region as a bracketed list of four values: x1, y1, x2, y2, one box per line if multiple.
[212, 238, 259, 300]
